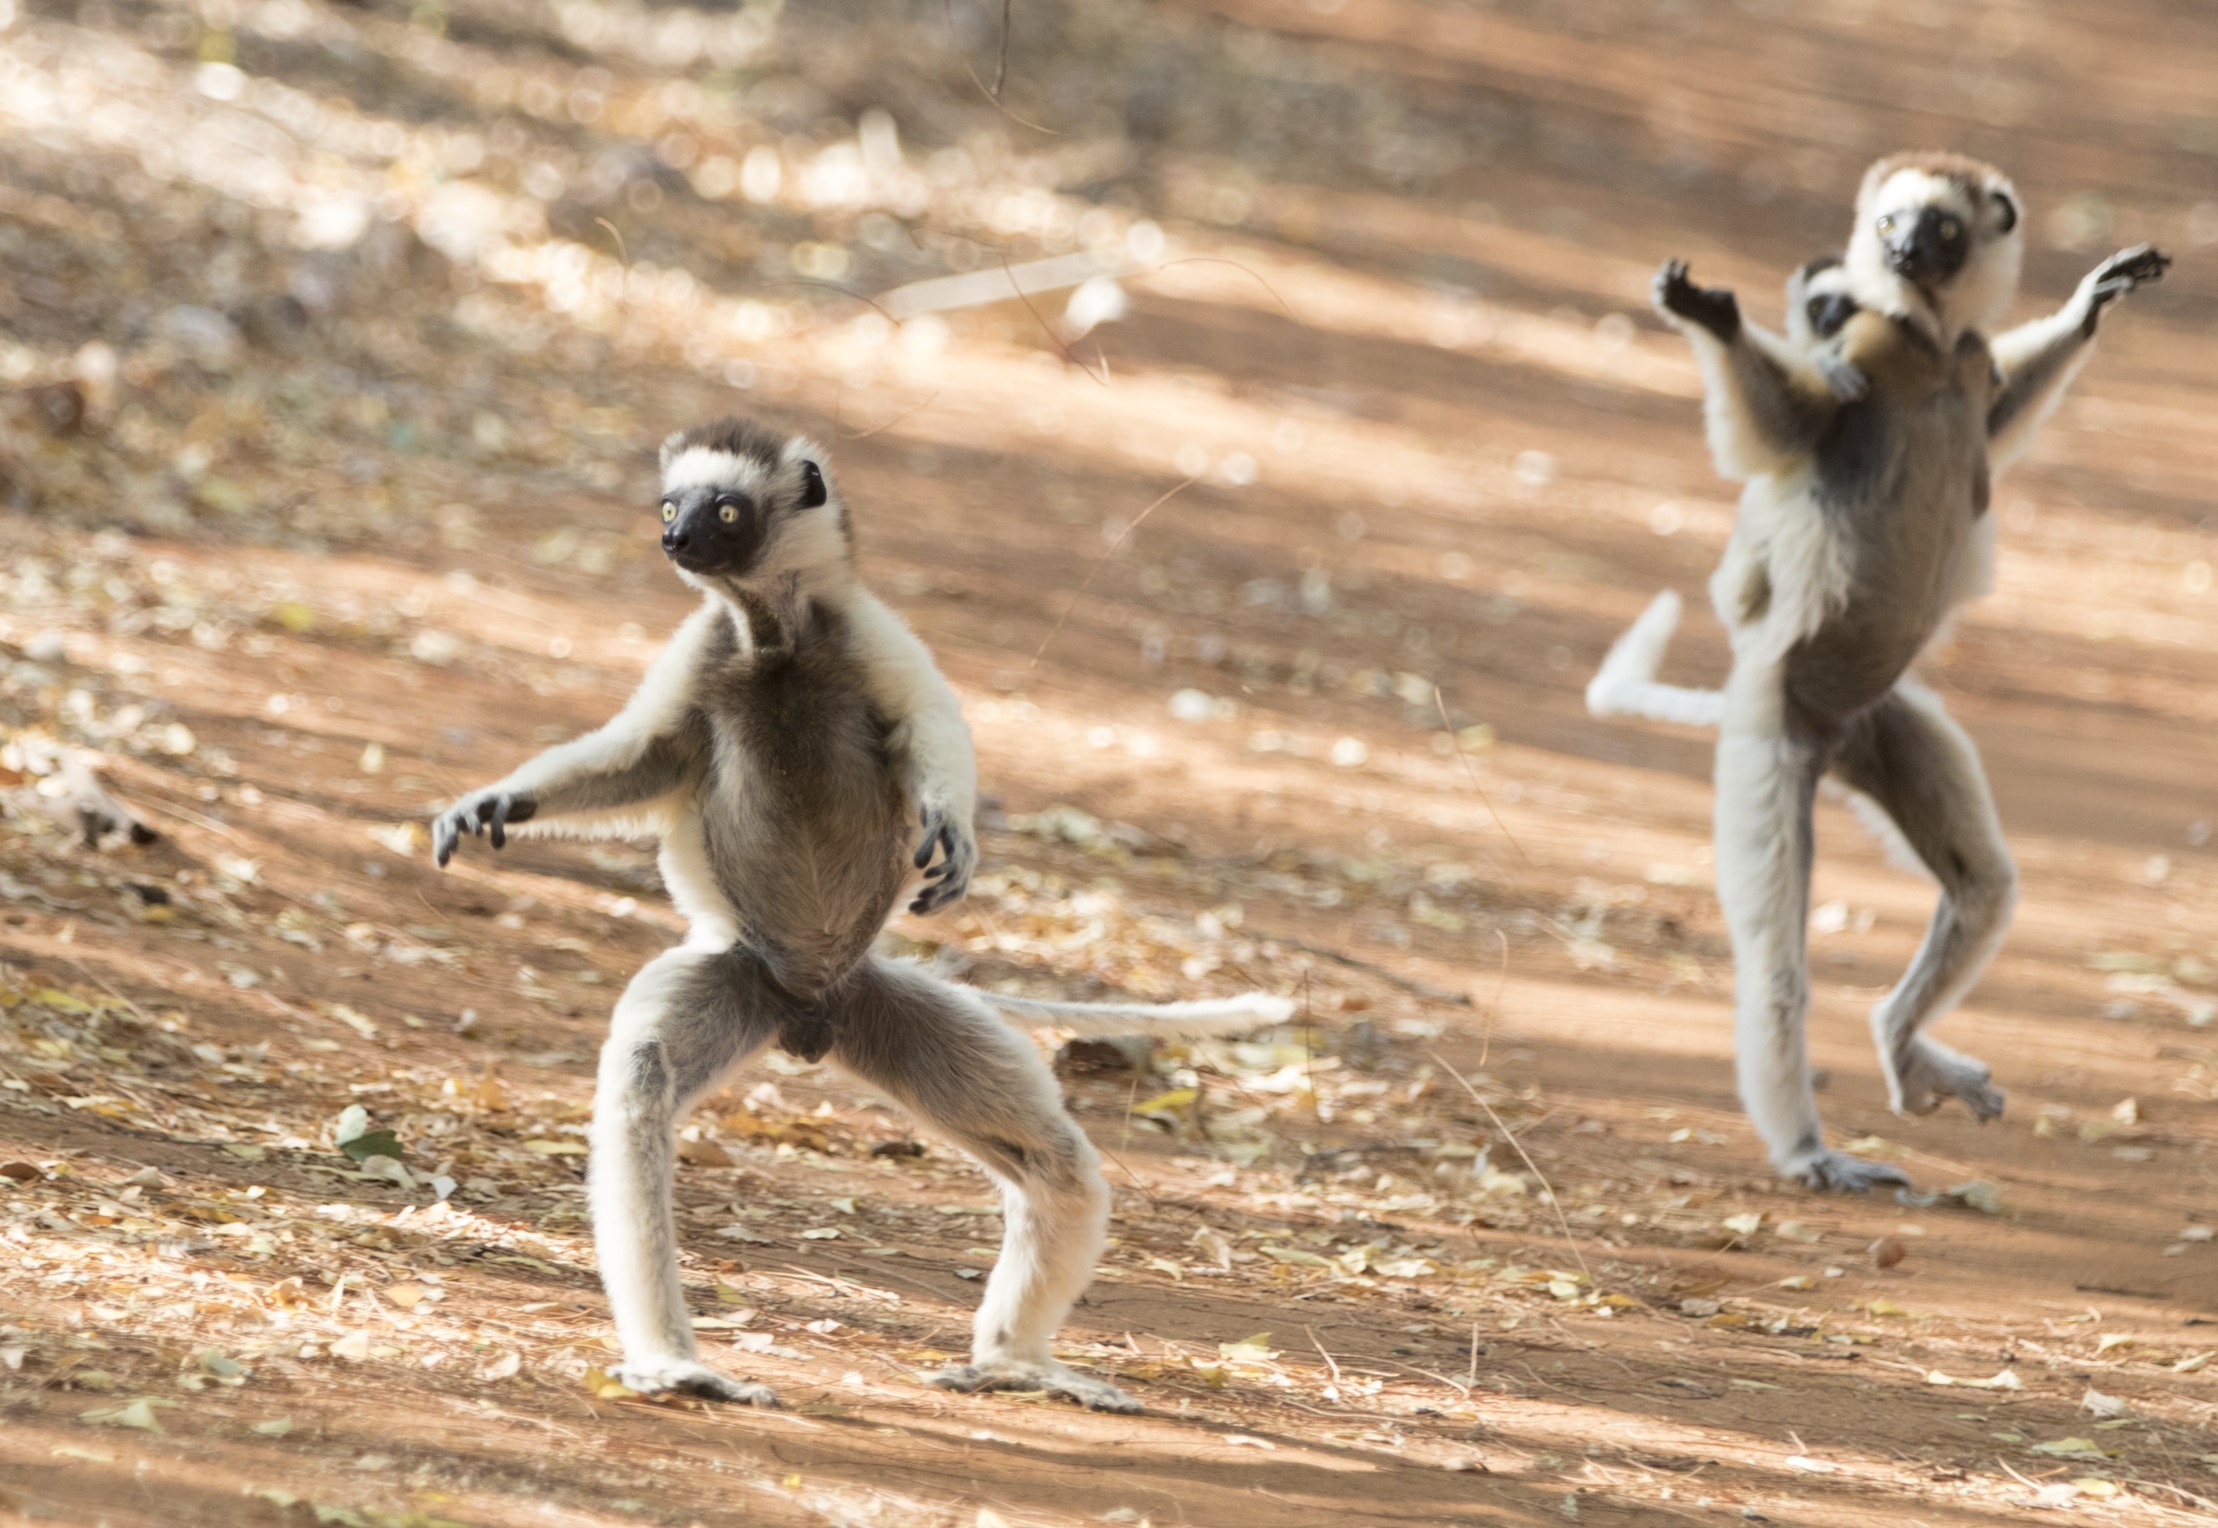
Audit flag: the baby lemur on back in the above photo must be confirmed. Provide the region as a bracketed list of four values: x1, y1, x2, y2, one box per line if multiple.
[436, 418, 1287, 1411]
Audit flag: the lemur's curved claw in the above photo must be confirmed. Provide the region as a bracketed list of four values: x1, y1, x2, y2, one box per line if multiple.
[908, 811, 973, 914]
[913, 813, 943, 871]
[433, 790, 537, 867]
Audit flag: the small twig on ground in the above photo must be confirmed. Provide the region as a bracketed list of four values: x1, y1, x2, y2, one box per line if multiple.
[1433, 684, 1528, 864]
[992, 0, 1012, 96]
[1001, 256, 1108, 382]
[1467, 1320, 1480, 1388]
[593, 218, 629, 305]
[1029, 472, 1200, 669]
[1299, 969, 1321, 1121]
[1151, 256, 1313, 332]
[941, 0, 1056, 133]
[61, 956, 151, 1026]
[1430, 1050, 1590, 1282]
[1380, 1356, 1471, 1397]
[1305, 1325, 1342, 1385]
[1480, 928, 1508, 1067]
[837, 391, 942, 441]
[769, 277, 906, 328]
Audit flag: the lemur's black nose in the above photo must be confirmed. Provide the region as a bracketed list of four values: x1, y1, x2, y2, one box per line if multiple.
[662, 527, 689, 555]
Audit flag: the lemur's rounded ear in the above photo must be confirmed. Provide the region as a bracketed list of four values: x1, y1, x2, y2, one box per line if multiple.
[798, 459, 828, 508]
[1992, 190, 2017, 234]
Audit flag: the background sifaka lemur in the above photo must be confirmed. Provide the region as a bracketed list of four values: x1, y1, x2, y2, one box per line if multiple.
[1626, 154, 2169, 1192]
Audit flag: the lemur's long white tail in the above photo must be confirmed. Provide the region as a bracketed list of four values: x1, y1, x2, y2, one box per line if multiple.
[1584, 591, 1726, 728]
[985, 991, 1294, 1039]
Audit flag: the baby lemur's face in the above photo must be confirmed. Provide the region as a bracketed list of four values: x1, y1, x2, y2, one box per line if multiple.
[1786, 255, 1860, 347]
[655, 419, 840, 585]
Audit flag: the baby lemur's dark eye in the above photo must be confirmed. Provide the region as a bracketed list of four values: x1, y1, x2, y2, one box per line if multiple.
[660, 502, 677, 523]
[797, 460, 827, 509]
[1808, 300, 1827, 324]
[1938, 216, 1961, 240]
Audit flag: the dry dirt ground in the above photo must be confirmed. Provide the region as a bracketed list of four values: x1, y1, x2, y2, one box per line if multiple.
[0, 0, 2215, 1523]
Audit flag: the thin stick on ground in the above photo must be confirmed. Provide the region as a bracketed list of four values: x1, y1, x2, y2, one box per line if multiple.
[1002, 256, 1108, 383]
[1300, 968, 1321, 1121]
[1429, 1049, 1590, 1283]
[1480, 927, 1508, 1068]
[941, 0, 1056, 133]
[992, 0, 1013, 97]
[1029, 472, 1201, 668]
[1305, 1326, 1342, 1385]
[837, 390, 942, 441]
[594, 217, 629, 305]
[1103, 1069, 1158, 1208]
[1152, 256, 1314, 333]
[1433, 684, 1529, 863]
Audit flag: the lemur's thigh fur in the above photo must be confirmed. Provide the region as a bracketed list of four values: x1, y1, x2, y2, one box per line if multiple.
[830, 959, 1130, 1412]
[1829, 683, 2015, 1120]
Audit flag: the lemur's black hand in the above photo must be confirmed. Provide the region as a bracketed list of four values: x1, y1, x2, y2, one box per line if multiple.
[1654, 258, 1741, 344]
[909, 807, 975, 914]
[2084, 244, 2171, 333]
[433, 789, 538, 868]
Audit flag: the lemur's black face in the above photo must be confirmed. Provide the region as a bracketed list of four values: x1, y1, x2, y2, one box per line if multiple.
[660, 485, 767, 576]
[1877, 205, 1969, 286]
[659, 461, 827, 577]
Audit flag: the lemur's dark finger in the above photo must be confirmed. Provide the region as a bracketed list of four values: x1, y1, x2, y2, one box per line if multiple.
[489, 796, 511, 850]
[434, 816, 457, 868]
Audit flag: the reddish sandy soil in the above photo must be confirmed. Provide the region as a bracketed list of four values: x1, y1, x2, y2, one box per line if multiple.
[0, 1, 2214, 1524]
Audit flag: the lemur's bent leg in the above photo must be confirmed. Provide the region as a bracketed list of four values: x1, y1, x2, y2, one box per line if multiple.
[1829, 682, 2015, 1122]
[1988, 245, 2170, 472]
[831, 958, 1131, 1412]
[591, 944, 781, 1402]
[1714, 667, 1908, 1193]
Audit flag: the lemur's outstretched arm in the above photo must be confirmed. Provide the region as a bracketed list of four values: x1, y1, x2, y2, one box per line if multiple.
[1653, 260, 1867, 482]
[431, 601, 722, 866]
[845, 588, 977, 913]
[1988, 244, 2169, 472]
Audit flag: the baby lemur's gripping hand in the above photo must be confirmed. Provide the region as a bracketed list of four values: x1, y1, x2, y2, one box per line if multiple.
[1654, 258, 1741, 344]
[432, 787, 538, 868]
[2081, 244, 2171, 334]
[909, 798, 975, 915]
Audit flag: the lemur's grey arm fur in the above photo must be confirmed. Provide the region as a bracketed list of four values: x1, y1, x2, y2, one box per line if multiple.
[433, 602, 723, 865]
[1988, 244, 2169, 472]
[1653, 260, 1865, 482]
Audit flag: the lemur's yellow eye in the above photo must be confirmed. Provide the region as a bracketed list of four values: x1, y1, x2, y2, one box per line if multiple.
[661, 503, 677, 523]
[719, 503, 738, 523]
[1877, 214, 1895, 234]
[1939, 216, 1961, 239]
